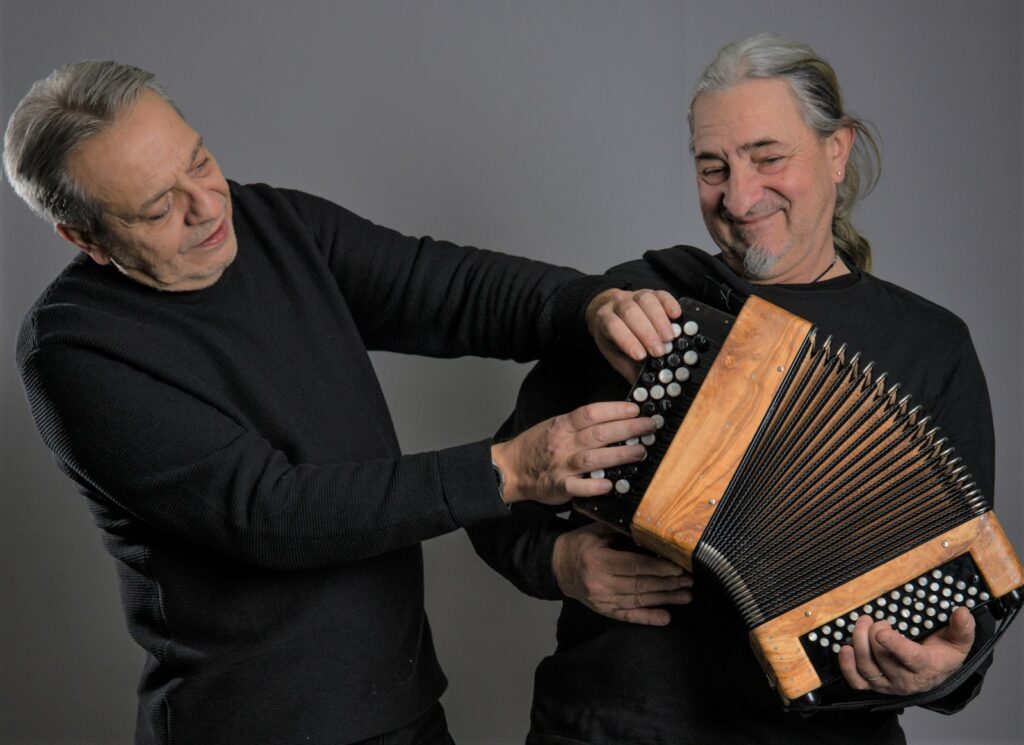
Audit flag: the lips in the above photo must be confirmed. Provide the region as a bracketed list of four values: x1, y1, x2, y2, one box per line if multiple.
[193, 220, 227, 250]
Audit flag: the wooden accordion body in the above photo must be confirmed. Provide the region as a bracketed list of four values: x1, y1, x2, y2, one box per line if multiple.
[579, 296, 1024, 706]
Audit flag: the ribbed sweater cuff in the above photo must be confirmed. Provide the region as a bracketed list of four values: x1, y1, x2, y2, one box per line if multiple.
[437, 439, 510, 527]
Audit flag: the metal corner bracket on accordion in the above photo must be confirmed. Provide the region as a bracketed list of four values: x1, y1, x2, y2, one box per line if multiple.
[577, 295, 1024, 708]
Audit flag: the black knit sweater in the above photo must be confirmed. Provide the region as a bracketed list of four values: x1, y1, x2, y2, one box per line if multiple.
[16, 182, 606, 744]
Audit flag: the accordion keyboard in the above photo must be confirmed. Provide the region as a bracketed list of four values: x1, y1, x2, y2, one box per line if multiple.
[575, 299, 736, 532]
[801, 553, 993, 686]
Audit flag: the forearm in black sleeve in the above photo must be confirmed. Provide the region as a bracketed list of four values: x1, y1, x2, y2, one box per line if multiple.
[22, 345, 508, 571]
[288, 189, 619, 360]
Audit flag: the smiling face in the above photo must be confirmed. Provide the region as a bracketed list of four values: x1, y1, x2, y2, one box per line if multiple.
[62, 91, 236, 291]
[691, 78, 852, 284]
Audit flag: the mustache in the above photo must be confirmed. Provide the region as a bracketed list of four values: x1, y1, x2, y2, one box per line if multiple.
[722, 196, 788, 223]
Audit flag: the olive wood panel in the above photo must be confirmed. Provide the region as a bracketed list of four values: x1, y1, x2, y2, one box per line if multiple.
[631, 296, 813, 569]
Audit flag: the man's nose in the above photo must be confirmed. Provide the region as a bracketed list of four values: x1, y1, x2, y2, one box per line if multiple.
[184, 182, 220, 224]
[721, 167, 763, 219]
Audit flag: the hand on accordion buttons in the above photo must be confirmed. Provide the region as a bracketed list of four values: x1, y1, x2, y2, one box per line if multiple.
[491, 402, 654, 507]
[552, 522, 694, 626]
[837, 606, 976, 695]
[585, 288, 682, 381]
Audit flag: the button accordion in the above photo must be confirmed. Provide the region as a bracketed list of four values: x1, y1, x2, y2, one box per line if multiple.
[579, 296, 1024, 708]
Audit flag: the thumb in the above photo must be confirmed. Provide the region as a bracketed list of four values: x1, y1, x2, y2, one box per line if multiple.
[939, 607, 975, 650]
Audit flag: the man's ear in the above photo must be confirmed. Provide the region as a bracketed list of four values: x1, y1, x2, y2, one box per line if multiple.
[830, 126, 856, 181]
[55, 224, 112, 265]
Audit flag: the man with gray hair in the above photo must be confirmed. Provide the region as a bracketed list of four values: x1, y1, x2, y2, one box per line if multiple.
[470, 33, 995, 743]
[4, 61, 680, 744]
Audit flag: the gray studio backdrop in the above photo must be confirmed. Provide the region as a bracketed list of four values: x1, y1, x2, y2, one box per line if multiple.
[1, 1, 1021, 743]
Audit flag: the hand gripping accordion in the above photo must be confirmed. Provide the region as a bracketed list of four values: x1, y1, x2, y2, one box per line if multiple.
[579, 296, 1024, 711]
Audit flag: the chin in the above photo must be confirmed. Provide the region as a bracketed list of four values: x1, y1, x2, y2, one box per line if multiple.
[741, 246, 781, 278]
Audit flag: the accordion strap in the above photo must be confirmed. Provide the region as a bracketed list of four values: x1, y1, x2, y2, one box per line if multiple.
[798, 598, 1020, 713]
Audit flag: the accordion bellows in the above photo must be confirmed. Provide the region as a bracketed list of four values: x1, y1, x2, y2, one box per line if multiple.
[582, 296, 1024, 705]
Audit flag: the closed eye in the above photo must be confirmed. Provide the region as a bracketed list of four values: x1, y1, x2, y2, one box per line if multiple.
[700, 166, 729, 185]
[757, 156, 786, 173]
[146, 202, 171, 221]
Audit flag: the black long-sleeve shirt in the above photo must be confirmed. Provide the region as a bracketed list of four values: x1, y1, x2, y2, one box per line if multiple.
[470, 245, 996, 745]
[17, 181, 608, 745]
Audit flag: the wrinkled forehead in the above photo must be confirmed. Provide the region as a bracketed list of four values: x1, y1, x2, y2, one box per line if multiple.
[691, 78, 812, 155]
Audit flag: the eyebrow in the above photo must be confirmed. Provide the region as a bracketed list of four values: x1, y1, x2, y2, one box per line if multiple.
[136, 137, 205, 212]
[694, 138, 781, 161]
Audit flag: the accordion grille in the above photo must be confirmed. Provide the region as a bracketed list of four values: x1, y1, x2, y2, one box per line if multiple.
[695, 331, 990, 628]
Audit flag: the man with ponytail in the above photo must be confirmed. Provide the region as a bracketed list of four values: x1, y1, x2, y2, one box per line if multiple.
[471, 33, 994, 744]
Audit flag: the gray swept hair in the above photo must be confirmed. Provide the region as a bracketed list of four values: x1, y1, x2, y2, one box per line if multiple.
[3, 60, 177, 241]
[688, 33, 881, 272]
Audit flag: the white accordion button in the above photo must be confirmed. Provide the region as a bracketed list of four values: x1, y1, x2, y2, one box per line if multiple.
[633, 388, 649, 403]
[666, 382, 682, 397]
[683, 321, 699, 336]
[650, 385, 665, 400]
[615, 479, 631, 494]
[589, 469, 605, 479]
[658, 369, 674, 384]
[652, 414, 665, 429]
[683, 350, 699, 366]
[675, 367, 690, 382]
[641, 434, 656, 446]
[671, 322, 682, 337]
